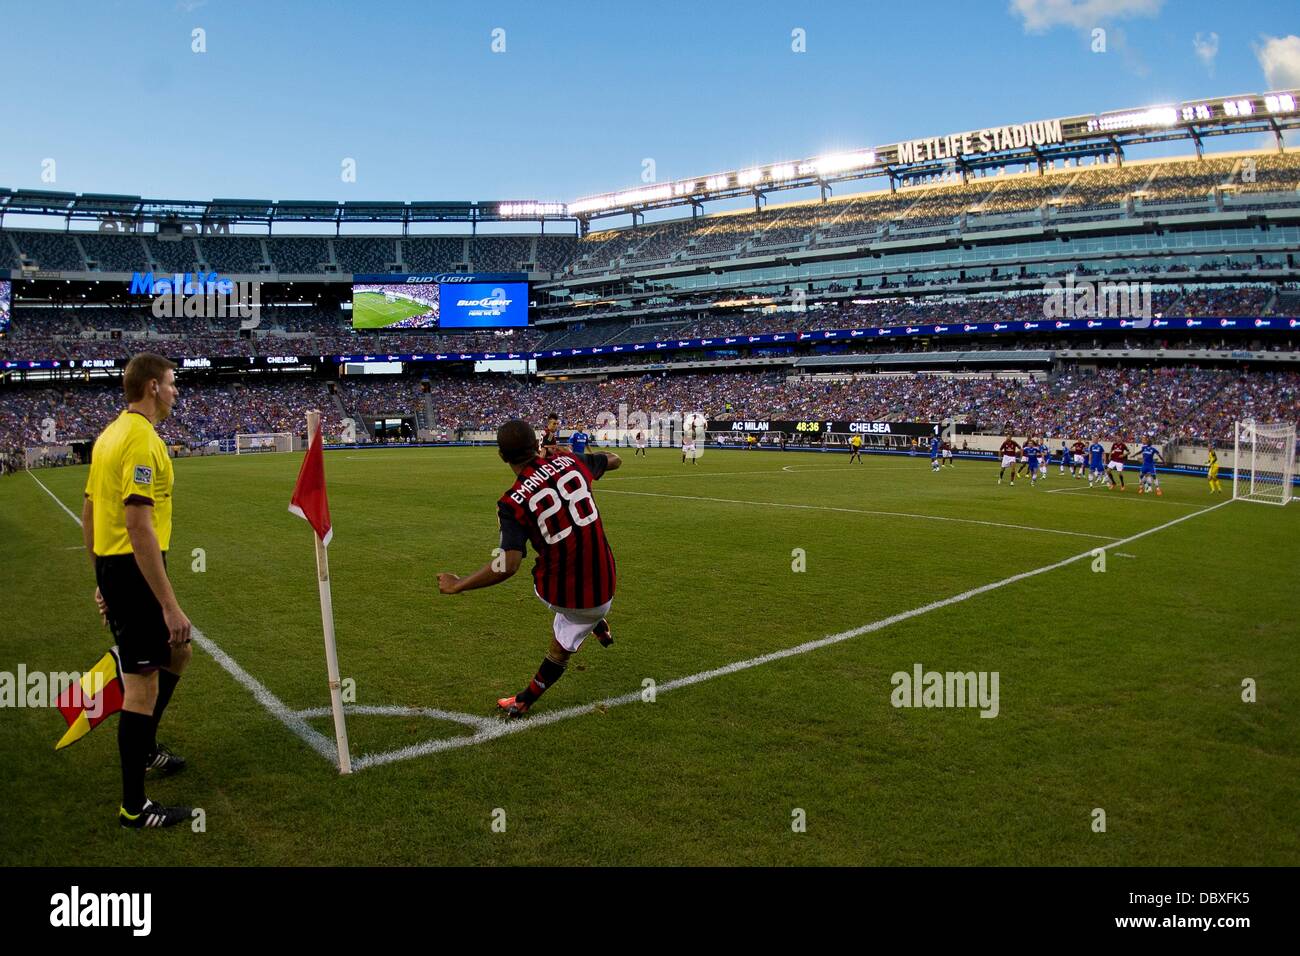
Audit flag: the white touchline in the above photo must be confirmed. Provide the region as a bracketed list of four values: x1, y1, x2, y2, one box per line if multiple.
[28, 470, 339, 766]
[600, 488, 1121, 541]
[347, 498, 1234, 771]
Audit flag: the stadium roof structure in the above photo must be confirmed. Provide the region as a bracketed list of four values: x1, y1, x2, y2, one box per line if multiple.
[567, 90, 1300, 223]
[0, 192, 575, 234]
[2, 90, 1297, 236]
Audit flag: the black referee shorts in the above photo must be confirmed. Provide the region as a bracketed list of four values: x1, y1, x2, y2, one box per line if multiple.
[95, 553, 171, 674]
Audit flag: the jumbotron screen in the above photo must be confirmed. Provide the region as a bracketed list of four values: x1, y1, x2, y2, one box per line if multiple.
[351, 273, 528, 330]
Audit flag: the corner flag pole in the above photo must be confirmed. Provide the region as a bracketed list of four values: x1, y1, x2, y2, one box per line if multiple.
[300, 410, 352, 774]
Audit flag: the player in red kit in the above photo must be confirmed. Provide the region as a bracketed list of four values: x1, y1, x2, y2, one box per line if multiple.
[1106, 439, 1130, 490]
[997, 436, 1021, 485]
[1071, 439, 1087, 479]
[438, 419, 621, 717]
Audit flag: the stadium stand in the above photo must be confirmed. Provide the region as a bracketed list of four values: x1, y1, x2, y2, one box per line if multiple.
[4, 365, 1296, 450]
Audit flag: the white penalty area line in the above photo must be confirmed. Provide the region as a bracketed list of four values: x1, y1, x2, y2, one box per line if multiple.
[27, 470, 340, 768]
[344, 497, 1234, 770]
[600, 488, 1121, 542]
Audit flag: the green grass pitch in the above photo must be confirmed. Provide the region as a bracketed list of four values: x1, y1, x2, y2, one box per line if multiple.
[351, 291, 436, 330]
[1, 447, 1296, 865]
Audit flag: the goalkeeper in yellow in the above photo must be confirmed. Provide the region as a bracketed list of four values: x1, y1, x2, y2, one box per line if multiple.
[1207, 445, 1223, 494]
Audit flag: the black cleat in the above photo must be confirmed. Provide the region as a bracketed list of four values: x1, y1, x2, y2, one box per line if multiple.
[593, 618, 613, 648]
[145, 744, 187, 776]
[119, 798, 192, 830]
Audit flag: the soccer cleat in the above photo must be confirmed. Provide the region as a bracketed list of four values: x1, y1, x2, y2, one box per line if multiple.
[496, 695, 530, 719]
[145, 744, 186, 776]
[593, 618, 613, 648]
[1155, 488, 1163, 497]
[119, 798, 192, 830]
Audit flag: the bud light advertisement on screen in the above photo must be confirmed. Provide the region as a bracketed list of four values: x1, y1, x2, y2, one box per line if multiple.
[351, 273, 528, 330]
[438, 282, 528, 328]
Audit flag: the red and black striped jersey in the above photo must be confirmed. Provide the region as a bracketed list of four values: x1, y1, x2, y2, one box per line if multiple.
[497, 453, 616, 609]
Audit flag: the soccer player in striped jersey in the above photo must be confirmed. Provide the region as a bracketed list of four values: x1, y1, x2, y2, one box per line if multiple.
[1105, 439, 1130, 490]
[541, 414, 561, 457]
[998, 436, 1021, 485]
[1071, 440, 1087, 479]
[438, 420, 620, 717]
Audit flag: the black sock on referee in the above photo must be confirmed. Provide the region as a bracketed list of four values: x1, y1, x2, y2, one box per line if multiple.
[517, 655, 567, 706]
[119, 709, 152, 812]
[152, 670, 180, 741]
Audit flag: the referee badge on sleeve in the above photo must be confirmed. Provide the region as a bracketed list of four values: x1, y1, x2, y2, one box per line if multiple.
[133, 465, 153, 486]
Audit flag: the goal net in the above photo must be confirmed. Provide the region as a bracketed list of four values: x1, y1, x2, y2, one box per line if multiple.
[235, 432, 294, 455]
[1233, 420, 1295, 506]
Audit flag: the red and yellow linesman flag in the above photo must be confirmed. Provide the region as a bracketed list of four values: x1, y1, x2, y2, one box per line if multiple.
[55, 647, 125, 750]
[289, 417, 333, 545]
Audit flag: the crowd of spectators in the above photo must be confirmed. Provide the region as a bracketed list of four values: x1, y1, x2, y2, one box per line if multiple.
[4, 365, 1295, 452]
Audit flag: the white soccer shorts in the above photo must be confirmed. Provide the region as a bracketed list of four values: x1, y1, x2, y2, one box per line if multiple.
[535, 589, 613, 652]
[1001, 455, 1016, 468]
[1107, 461, 1124, 472]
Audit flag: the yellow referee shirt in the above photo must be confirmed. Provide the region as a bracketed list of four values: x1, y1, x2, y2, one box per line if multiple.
[84, 410, 173, 556]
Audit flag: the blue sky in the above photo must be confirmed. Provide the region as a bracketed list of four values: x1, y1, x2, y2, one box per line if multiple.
[0, 0, 1297, 205]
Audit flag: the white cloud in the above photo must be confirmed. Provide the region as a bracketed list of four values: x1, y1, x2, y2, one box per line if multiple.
[1193, 32, 1219, 74]
[1255, 35, 1300, 90]
[1009, 0, 1163, 33]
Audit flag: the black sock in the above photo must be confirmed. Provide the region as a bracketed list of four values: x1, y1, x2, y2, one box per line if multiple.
[517, 655, 567, 706]
[152, 670, 180, 746]
[119, 709, 152, 812]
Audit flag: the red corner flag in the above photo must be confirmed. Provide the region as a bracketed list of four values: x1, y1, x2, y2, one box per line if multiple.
[289, 416, 333, 545]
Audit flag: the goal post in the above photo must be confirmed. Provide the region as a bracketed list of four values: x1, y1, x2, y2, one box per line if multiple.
[1232, 420, 1295, 506]
[235, 432, 294, 455]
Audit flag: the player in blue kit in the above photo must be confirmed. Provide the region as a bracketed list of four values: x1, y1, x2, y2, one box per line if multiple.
[1058, 439, 1070, 476]
[930, 435, 942, 472]
[1137, 439, 1163, 496]
[1025, 439, 1041, 486]
[569, 425, 590, 456]
[1088, 439, 1106, 486]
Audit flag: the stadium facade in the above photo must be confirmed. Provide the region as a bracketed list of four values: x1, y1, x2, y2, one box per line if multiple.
[1, 91, 1298, 468]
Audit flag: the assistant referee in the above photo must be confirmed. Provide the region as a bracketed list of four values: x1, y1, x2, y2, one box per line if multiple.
[82, 353, 194, 830]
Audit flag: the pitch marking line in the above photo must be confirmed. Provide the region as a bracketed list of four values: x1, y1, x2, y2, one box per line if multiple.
[600, 488, 1121, 541]
[1046, 485, 1201, 507]
[347, 498, 1234, 770]
[28, 470, 339, 767]
[31, 469, 1231, 772]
